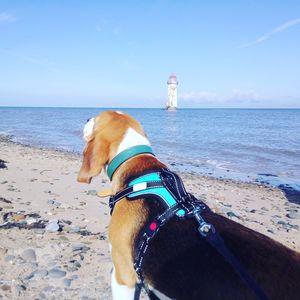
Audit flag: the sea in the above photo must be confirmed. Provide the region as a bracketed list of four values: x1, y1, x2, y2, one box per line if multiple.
[1, 107, 300, 197]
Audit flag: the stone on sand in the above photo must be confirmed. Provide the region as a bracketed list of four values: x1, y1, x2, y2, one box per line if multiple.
[48, 268, 67, 278]
[287, 212, 300, 219]
[21, 249, 36, 262]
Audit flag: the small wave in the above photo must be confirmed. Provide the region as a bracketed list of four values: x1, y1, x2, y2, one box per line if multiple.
[206, 159, 231, 170]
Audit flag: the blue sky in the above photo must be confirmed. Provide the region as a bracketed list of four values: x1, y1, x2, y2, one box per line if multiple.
[0, 0, 300, 108]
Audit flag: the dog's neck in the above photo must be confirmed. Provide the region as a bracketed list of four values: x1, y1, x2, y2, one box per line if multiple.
[116, 127, 150, 155]
[106, 127, 155, 181]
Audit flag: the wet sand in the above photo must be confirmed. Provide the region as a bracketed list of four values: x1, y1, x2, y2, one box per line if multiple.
[0, 136, 299, 299]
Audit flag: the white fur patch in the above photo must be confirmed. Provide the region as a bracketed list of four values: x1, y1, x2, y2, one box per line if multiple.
[83, 117, 95, 141]
[117, 127, 150, 155]
[116, 111, 124, 115]
[111, 268, 135, 300]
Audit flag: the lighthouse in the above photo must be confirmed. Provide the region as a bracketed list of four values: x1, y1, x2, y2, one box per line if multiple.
[166, 73, 178, 110]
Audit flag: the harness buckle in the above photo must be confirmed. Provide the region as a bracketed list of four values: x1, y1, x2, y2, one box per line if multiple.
[185, 204, 201, 218]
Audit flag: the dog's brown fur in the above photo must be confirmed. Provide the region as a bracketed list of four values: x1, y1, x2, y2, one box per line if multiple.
[78, 111, 300, 300]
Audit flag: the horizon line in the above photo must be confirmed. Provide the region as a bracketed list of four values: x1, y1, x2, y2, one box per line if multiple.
[1, 105, 300, 110]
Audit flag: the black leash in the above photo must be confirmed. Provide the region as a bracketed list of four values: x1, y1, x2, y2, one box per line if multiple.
[193, 208, 269, 300]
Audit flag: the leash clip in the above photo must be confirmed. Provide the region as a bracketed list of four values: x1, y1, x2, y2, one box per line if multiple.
[192, 207, 215, 237]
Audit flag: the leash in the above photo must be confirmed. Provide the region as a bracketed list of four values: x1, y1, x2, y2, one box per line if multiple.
[109, 169, 269, 300]
[204, 227, 269, 300]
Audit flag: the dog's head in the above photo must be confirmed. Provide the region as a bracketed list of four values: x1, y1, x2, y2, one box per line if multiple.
[77, 110, 148, 183]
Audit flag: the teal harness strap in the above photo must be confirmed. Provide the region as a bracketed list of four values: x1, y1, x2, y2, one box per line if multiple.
[128, 173, 186, 217]
[107, 145, 154, 181]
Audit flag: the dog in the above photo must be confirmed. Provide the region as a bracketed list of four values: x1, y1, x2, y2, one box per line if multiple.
[78, 110, 300, 300]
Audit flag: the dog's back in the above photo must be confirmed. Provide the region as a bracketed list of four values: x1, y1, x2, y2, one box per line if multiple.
[139, 203, 300, 300]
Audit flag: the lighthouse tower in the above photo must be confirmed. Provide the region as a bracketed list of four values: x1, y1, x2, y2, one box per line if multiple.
[166, 73, 178, 110]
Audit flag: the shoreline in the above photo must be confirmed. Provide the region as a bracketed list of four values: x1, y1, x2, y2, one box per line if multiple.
[0, 136, 300, 299]
[2, 133, 300, 198]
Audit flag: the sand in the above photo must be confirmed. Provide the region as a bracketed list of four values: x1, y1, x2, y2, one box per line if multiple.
[0, 136, 299, 299]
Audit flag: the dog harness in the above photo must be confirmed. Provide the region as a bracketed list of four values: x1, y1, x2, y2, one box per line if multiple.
[107, 146, 269, 300]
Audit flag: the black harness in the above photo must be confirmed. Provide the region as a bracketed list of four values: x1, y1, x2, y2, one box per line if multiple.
[109, 169, 269, 300]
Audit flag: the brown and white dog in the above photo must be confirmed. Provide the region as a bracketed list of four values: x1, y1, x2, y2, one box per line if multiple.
[78, 110, 300, 300]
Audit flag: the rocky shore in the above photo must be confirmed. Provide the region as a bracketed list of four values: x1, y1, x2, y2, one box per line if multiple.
[0, 136, 299, 299]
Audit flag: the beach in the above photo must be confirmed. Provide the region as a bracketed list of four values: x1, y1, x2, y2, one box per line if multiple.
[0, 136, 300, 300]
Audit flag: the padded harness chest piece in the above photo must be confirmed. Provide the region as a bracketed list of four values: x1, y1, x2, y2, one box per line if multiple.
[109, 169, 204, 217]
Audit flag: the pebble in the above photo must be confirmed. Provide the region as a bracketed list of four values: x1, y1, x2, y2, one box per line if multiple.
[34, 228, 45, 235]
[27, 212, 41, 219]
[1, 284, 11, 291]
[0, 159, 7, 169]
[26, 217, 38, 225]
[277, 220, 286, 225]
[65, 226, 81, 233]
[48, 268, 67, 278]
[62, 278, 72, 287]
[277, 220, 299, 231]
[15, 284, 26, 295]
[286, 212, 300, 219]
[286, 208, 298, 212]
[21, 249, 36, 262]
[47, 199, 62, 208]
[61, 219, 72, 225]
[67, 265, 78, 272]
[80, 297, 95, 300]
[12, 214, 26, 222]
[0, 197, 12, 203]
[67, 260, 81, 272]
[59, 235, 69, 241]
[46, 219, 60, 232]
[4, 255, 15, 262]
[226, 211, 239, 219]
[72, 244, 90, 253]
[33, 269, 48, 278]
[261, 207, 269, 211]
[86, 190, 97, 196]
[24, 271, 35, 280]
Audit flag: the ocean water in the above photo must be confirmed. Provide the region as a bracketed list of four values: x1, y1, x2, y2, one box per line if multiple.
[1, 107, 300, 187]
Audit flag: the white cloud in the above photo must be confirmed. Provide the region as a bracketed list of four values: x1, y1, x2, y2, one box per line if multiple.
[240, 18, 300, 48]
[180, 91, 219, 103]
[229, 88, 260, 103]
[180, 89, 261, 106]
[0, 12, 16, 23]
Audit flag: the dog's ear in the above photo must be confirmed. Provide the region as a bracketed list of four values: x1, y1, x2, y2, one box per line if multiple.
[77, 133, 109, 183]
